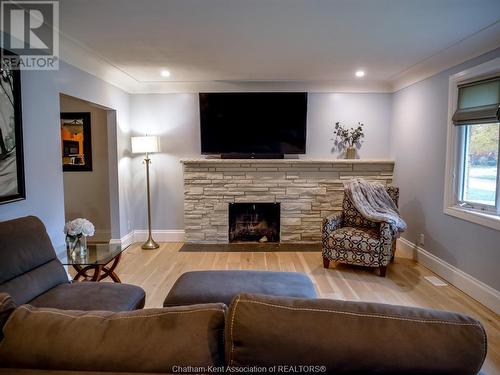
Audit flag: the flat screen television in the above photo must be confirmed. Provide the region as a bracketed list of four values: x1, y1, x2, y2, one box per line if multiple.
[199, 92, 307, 157]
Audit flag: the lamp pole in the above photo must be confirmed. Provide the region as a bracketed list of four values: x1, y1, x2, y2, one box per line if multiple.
[142, 153, 159, 250]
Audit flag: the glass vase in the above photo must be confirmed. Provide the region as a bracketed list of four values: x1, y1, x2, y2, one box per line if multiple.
[67, 234, 88, 258]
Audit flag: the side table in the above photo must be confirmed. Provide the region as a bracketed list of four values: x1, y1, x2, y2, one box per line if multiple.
[60, 243, 125, 283]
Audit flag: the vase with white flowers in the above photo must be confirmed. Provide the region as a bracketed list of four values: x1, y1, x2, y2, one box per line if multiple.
[332, 121, 365, 159]
[64, 218, 95, 258]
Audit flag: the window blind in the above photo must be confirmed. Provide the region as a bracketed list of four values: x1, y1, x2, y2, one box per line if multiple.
[452, 76, 500, 126]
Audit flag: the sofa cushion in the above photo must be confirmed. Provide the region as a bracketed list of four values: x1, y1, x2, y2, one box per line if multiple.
[163, 270, 317, 307]
[225, 293, 487, 375]
[0, 303, 226, 373]
[0, 293, 16, 341]
[28, 282, 145, 311]
[0, 216, 69, 304]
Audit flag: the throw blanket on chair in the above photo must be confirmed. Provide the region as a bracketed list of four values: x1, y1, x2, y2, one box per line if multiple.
[345, 178, 407, 236]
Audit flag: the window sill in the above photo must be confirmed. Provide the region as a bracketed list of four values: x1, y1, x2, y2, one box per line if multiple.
[444, 206, 500, 231]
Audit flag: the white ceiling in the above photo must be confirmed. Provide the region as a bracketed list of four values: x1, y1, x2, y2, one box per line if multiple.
[58, 0, 500, 93]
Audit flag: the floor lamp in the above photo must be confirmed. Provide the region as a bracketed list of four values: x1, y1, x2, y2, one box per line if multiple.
[131, 135, 160, 250]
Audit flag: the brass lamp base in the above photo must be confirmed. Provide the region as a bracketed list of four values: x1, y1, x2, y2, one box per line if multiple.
[141, 237, 159, 250]
[140, 156, 159, 251]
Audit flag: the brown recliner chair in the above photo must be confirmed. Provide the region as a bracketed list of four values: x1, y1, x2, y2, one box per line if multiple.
[322, 186, 400, 277]
[0, 216, 145, 311]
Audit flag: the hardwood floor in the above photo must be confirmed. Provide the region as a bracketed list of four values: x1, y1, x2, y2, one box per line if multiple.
[115, 243, 500, 375]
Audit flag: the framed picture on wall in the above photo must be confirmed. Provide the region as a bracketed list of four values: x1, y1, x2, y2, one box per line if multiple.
[60, 112, 93, 172]
[0, 48, 25, 205]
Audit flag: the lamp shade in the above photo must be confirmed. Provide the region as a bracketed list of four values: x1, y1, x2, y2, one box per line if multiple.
[131, 136, 159, 154]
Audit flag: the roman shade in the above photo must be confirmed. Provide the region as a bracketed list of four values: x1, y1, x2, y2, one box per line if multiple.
[452, 76, 500, 126]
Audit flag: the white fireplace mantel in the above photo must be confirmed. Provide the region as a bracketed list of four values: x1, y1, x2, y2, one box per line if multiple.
[181, 158, 395, 164]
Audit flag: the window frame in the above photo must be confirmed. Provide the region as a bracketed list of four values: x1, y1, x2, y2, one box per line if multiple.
[444, 57, 500, 231]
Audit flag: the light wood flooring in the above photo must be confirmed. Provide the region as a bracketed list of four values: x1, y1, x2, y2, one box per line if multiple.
[113, 243, 500, 375]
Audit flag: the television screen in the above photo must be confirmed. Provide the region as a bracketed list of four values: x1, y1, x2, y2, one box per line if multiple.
[199, 93, 307, 155]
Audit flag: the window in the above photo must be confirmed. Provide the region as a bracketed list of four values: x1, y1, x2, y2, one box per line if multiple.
[444, 62, 500, 230]
[459, 122, 499, 211]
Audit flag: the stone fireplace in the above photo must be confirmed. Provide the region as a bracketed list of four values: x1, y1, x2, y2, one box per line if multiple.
[182, 159, 394, 243]
[229, 203, 280, 243]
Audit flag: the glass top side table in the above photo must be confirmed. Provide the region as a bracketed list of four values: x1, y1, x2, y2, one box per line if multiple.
[60, 243, 125, 282]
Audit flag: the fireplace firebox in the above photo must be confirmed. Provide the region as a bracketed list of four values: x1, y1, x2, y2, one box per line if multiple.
[229, 203, 280, 243]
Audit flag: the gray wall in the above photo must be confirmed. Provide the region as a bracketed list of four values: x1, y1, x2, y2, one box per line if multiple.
[0, 61, 132, 249]
[129, 92, 393, 231]
[129, 94, 201, 231]
[307, 93, 392, 159]
[391, 48, 500, 290]
[60, 95, 111, 241]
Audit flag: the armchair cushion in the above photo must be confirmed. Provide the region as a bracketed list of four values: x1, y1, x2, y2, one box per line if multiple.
[323, 227, 390, 267]
[342, 194, 378, 229]
[326, 227, 381, 253]
[342, 185, 400, 229]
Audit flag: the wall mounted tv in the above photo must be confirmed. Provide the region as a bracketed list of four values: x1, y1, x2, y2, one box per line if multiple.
[199, 92, 307, 158]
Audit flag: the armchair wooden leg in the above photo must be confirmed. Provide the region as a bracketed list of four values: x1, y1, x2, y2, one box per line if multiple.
[379, 266, 387, 277]
[323, 257, 330, 269]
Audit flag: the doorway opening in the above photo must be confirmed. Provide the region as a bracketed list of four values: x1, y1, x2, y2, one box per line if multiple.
[59, 94, 117, 244]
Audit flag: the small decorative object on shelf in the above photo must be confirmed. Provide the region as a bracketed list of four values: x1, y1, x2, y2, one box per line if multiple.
[332, 121, 365, 159]
[64, 218, 95, 258]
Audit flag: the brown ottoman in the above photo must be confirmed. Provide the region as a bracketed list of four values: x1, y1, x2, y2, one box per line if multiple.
[163, 270, 317, 307]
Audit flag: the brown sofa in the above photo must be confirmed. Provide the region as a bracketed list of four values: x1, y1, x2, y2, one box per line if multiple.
[0, 216, 145, 311]
[0, 292, 487, 374]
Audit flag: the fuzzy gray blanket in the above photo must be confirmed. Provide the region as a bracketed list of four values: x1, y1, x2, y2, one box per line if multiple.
[345, 178, 407, 236]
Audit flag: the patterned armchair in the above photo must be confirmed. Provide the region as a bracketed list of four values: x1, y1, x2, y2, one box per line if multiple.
[322, 186, 399, 277]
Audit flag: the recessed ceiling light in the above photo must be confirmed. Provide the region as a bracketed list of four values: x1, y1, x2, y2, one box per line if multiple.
[355, 70, 365, 78]
[160, 70, 171, 77]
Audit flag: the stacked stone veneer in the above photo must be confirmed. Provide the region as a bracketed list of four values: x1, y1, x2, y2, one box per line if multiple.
[182, 159, 394, 243]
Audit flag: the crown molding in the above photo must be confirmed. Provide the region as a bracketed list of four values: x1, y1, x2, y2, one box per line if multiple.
[59, 37, 394, 93]
[59, 33, 138, 93]
[391, 21, 500, 92]
[58, 35, 392, 93]
[132, 79, 393, 94]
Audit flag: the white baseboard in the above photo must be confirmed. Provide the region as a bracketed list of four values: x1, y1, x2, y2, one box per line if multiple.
[110, 231, 134, 249]
[110, 229, 185, 248]
[395, 237, 416, 259]
[133, 229, 185, 243]
[397, 237, 500, 314]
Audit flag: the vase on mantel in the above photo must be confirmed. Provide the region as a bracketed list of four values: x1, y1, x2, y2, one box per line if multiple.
[345, 146, 356, 159]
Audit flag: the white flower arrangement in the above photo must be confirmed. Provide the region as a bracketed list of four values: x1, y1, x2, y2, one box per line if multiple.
[64, 218, 95, 238]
